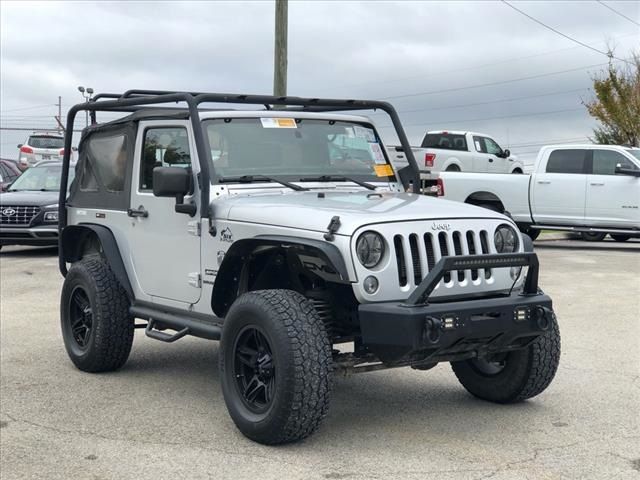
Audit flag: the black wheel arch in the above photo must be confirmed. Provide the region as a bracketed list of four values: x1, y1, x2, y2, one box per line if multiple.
[212, 235, 350, 318]
[60, 224, 134, 300]
[465, 191, 505, 213]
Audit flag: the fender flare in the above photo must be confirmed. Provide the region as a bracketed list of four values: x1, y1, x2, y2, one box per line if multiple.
[211, 235, 350, 316]
[60, 224, 134, 300]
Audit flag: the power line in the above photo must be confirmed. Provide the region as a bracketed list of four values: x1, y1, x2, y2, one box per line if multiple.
[508, 136, 591, 148]
[383, 61, 613, 100]
[379, 107, 584, 129]
[597, 1, 640, 27]
[0, 104, 56, 113]
[394, 88, 588, 115]
[501, 1, 631, 64]
[315, 31, 637, 94]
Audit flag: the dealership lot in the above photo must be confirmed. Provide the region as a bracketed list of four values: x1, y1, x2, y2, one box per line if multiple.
[1, 240, 638, 480]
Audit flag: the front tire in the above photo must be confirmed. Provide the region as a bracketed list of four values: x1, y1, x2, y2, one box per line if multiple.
[451, 315, 560, 403]
[581, 232, 606, 242]
[60, 258, 134, 372]
[220, 290, 332, 445]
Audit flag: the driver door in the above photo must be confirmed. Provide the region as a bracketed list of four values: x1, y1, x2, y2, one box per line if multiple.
[128, 121, 201, 304]
[482, 137, 507, 173]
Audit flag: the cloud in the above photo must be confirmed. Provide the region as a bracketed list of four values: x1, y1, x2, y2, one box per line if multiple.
[1, 0, 638, 161]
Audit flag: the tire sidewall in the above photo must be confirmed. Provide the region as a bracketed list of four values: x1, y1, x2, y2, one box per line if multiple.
[220, 296, 295, 438]
[61, 264, 101, 367]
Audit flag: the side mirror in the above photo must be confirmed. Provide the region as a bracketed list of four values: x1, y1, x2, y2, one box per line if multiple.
[17, 144, 22, 148]
[503, 149, 511, 158]
[152, 167, 197, 216]
[614, 164, 640, 177]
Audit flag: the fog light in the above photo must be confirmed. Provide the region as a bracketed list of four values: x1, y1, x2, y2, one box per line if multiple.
[363, 276, 379, 294]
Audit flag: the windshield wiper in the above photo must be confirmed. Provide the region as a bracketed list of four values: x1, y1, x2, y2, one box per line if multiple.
[218, 175, 308, 191]
[299, 175, 376, 190]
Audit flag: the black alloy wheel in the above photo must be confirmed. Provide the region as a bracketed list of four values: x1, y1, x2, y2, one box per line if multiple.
[233, 326, 276, 414]
[69, 286, 94, 349]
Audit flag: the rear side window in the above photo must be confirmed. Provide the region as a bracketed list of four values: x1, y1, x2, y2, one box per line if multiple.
[28, 136, 64, 149]
[140, 127, 191, 191]
[545, 149, 586, 174]
[592, 150, 637, 175]
[421, 133, 467, 151]
[80, 134, 128, 192]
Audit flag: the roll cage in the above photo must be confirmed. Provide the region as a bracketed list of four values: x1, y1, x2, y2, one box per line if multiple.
[58, 90, 421, 272]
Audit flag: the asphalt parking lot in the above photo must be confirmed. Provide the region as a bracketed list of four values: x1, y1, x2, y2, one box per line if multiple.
[1, 237, 639, 480]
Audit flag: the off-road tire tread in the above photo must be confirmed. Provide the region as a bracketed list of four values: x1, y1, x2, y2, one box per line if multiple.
[452, 315, 560, 403]
[62, 258, 133, 373]
[220, 289, 331, 444]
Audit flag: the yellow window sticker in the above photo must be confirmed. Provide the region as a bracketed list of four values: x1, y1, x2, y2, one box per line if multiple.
[374, 164, 394, 177]
[260, 118, 297, 128]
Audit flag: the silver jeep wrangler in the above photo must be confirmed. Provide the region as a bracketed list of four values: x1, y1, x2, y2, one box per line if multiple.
[58, 90, 560, 445]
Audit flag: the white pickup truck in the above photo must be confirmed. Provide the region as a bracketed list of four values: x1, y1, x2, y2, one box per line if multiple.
[437, 144, 640, 241]
[387, 130, 525, 176]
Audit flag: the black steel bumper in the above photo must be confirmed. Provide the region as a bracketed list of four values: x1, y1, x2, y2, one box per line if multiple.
[358, 253, 554, 363]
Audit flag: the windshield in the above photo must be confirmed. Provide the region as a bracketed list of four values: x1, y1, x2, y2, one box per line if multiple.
[28, 136, 64, 149]
[205, 118, 396, 182]
[626, 149, 640, 162]
[8, 165, 74, 192]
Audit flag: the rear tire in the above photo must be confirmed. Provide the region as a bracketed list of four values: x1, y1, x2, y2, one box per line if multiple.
[610, 234, 631, 242]
[220, 290, 332, 445]
[60, 257, 134, 373]
[581, 232, 606, 242]
[451, 314, 560, 403]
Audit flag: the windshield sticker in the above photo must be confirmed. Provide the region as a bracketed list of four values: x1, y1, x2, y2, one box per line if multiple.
[260, 118, 297, 129]
[374, 164, 394, 177]
[353, 125, 376, 142]
[369, 143, 386, 164]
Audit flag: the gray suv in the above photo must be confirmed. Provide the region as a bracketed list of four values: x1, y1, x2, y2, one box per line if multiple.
[57, 90, 560, 445]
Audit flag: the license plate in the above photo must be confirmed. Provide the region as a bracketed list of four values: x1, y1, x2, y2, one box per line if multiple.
[42, 155, 51, 160]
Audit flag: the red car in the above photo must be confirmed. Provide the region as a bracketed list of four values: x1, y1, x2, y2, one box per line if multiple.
[0, 159, 22, 192]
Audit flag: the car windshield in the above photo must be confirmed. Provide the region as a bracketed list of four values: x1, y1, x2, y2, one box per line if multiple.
[28, 136, 64, 149]
[626, 149, 640, 161]
[205, 118, 396, 183]
[8, 165, 74, 192]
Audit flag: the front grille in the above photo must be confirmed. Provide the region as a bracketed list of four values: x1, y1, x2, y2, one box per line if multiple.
[0, 206, 41, 226]
[393, 230, 493, 288]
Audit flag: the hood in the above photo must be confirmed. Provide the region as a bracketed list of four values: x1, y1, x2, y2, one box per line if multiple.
[218, 190, 507, 236]
[0, 190, 59, 207]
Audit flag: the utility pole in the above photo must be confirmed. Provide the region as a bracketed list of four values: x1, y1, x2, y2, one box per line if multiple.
[55, 96, 63, 134]
[273, 0, 288, 97]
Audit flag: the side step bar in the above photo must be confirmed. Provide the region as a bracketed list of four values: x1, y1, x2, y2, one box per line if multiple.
[130, 304, 222, 342]
[529, 225, 639, 235]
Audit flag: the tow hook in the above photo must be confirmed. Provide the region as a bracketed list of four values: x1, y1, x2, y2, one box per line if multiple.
[423, 316, 442, 344]
[533, 306, 553, 331]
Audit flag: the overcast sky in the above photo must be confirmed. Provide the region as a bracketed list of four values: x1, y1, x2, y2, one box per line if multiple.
[1, 0, 638, 162]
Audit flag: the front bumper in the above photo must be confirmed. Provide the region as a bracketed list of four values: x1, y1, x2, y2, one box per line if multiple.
[0, 226, 58, 245]
[358, 253, 554, 363]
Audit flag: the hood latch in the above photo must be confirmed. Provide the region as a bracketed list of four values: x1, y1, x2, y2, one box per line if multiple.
[324, 215, 341, 241]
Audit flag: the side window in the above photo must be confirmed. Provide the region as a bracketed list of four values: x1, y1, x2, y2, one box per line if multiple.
[140, 127, 191, 191]
[473, 136, 486, 153]
[81, 134, 128, 192]
[592, 150, 637, 175]
[546, 149, 586, 174]
[483, 137, 503, 156]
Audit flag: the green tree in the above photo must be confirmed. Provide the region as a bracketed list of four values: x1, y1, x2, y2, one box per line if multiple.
[585, 54, 640, 147]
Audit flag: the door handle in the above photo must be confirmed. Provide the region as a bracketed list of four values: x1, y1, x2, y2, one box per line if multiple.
[488, 158, 494, 162]
[590, 182, 605, 186]
[127, 205, 149, 218]
[537, 181, 551, 185]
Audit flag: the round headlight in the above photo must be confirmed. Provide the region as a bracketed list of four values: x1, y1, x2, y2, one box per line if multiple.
[494, 224, 519, 253]
[356, 231, 385, 268]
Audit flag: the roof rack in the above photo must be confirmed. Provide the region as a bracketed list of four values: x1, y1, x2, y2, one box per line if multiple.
[59, 90, 422, 262]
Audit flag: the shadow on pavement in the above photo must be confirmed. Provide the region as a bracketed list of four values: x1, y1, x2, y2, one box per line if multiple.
[0, 246, 59, 257]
